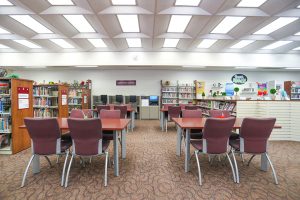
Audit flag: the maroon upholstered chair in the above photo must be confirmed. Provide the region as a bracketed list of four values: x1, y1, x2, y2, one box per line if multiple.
[182, 109, 203, 140]
[70, 109, 85, 118]
[82, 109, 93, 118]
[21, 118, 71, 187]
[229, 118, 278, 184]
[179, 104, 187, 110]
[209, 110, 231, 118]
[191, 118, 236, 185]
[65, 118, 110, 187]
[96, 105, 110, 117]
[100, 110, 121, 141]
[185, 105, 199, 110]
[114, 105, 127, 119]
[165, 106, 181, 132]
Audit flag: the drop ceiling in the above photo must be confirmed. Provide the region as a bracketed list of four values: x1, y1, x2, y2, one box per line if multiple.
[0, 0, 299, 54]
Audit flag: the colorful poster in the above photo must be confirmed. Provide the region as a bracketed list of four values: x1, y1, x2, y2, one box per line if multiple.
[257, 82, 268, 96]
[195, 81, 205, 99]
[225, 83, 234, 96]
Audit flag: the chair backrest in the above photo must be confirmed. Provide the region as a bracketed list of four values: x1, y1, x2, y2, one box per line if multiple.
[179, 104, 187, 109]
[168, 106, 181, 118]
[82, 109, 93, 118]
[24, 118, 60, 155]
[97, 105, 110, 115]
[185, 105, 198, 110]
[114, 105, 127, 118]
[70, 109, 85, 118]
[202, 118, 235, 154]
[209, 110, 231, 118]
[240, 118, 276, 154]
[163, 104, 172, 109]
[67, 118, 102, 156]
[99, 109, 121, 119]
[182, 110, 202, 118]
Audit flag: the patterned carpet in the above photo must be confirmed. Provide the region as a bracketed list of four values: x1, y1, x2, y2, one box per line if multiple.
[0, 120, 300, 200]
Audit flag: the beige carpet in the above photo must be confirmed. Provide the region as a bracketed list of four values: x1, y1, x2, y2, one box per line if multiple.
[0, 120, 300, 200]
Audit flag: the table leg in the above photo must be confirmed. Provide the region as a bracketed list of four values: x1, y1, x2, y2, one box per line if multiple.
[121, 129, 126, 159]
[32, 155, 40, 174]
[113, 130, 119, 176]
[185, 129, 191, 172]
[130, 111, 135, 131]
[261, 153, 269, 171]
[160, 111, 164, 131]
[176, 125, 182, 156]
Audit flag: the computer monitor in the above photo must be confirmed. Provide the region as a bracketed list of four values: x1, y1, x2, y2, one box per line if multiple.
[149, 95, 159, 105]
[100, 95, 107, 105]
[116, 95, 123, 104]
[129, 95, 137, 103]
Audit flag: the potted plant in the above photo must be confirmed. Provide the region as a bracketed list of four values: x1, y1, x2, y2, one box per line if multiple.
[234, 87, 240, 99]
[201, 92, 205, 99]
[221, 92, 226, 99]
[270, 88, 277, 100]
[213, 92, 217, 98]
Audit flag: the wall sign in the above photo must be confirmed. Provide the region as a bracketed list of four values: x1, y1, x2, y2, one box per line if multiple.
[231, 74, 247, 85]
[116, 80, 136, 86]
[18, 87, 29, 109]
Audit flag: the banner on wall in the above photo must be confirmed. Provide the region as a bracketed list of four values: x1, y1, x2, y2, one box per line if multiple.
[257, 82, 268, 96]
[195, 81, 205, 99]
[225, 83, 234, 96]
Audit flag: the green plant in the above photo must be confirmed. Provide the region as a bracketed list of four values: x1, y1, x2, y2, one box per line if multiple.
[234, 87, 239, 95]
[270, 88, 276, 95]
[221, 92, 226, 96]
[202, 92, 205, 97]
[5, 73, 19, 78]
[213, 92, 217, 97]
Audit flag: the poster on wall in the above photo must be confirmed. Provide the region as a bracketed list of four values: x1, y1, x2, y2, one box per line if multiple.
[18, 87, 29, 109]
[83, 95, 87, 104]
[195, 81, 205, 99]
[257, 82, 268, 96]
[225, 83, 234, 96]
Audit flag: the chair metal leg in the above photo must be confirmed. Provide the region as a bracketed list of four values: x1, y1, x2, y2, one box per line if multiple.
[89, 157, 92, 164]
[104, 151, 108, 187]
[44, 156, 52, 168]
[247, 155, 256, 166]
[208, 155, 211, 163]
[240, 153, 245, 163]
[226, 152, 237, 183]
[265, 153, 278, 185]
[61, 151, 69, 186]
[56, 155, 60, 164]
[231, 150, 239, 183]
[165, 119, 168, 132]
[194, 151, 202, 185]
[218, 155, 221, 162]
[65, 154, 74, 187]
[21, 155, 35, 187]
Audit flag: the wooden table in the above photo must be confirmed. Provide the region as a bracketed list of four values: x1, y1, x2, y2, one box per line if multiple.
[172, 117, 281, 173]
[20, 118, 131, 177]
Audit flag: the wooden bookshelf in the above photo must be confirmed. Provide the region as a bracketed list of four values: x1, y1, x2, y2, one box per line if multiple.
[0, 78, 33, 155]
[161, 80, 178, 105]
[195, 99, 237, 117]
[33, 84, 69, 118]
[68, 86, 91, 112]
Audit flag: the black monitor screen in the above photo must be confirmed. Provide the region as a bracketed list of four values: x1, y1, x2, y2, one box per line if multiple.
[149, 96, 158, 102]
[116, 95, 123, 103]
[100, 95, 107, 104]
[129, 95, 137, 103]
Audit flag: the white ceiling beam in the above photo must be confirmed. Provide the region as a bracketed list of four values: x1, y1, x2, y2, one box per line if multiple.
[40, 6, 93, 15]
[98, 6, 153, 14]
[217, 8, 269, 16]
[158, 7, 211, 15]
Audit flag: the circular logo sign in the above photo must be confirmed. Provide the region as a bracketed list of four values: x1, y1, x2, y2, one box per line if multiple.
[231, 74, 247, 85]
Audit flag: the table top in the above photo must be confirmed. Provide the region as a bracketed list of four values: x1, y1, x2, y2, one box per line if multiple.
[172, 118, 282, 129]
[20, 118, 131, 131]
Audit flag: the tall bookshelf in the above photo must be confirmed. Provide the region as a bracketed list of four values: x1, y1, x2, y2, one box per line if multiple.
[161, 80, 178, 105]
[178, 81, 196, 104]
[33, 84, 69, 118]
[196, 99, 237, 117]
[68, 86, 91, 113]
[0, 78, 33, 155]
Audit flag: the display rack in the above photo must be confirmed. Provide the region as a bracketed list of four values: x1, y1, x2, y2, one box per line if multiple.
[0, 78, 33, 155]
[33, 84, 69, 118]
[161, 80, 178, 105]
[196, 99, 237, 117]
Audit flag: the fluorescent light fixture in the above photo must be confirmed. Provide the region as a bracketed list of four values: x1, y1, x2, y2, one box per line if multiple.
[211, 16, 245, 34]
[117, 15, 139, 32]
[262, 41, 292, 49]
[75, 66, 99, 68]
[88, 38, 107, 48]
[0, 27, 10, 34]
[24, 66, 47, 69]
[167, 15, 192, 33]
[236, 0, 267, 7]
[285, 67, 300, 70]
[197, 39, 217, 48]
[175, 0, 201, 6]
[0, 44, 9, 49]
[292, 46, 300, 50]
[111, 0, 136, 5]
[298, 5, 300, 8]
[295, 32, 300, 35]
[50, 39, 75, 48]
[235, 66, 257, 69]
[14, 40, 41, 48]
[254, 17, 298, 35]
[163, 39, 179, 48]
[182, 65, 206, 68]
[63, 15, 95, 33]
[0, 0, 13, 6]
[230, 40, 255, 49]
[10, 15, 52, 33]
[47, 0, 74, 5]
[126, 38, 142, 47]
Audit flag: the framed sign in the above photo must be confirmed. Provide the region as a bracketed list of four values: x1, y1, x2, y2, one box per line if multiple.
[232, 74, 247, 85]
[116, 80, 136, 86]
[18, 87, 29, 109]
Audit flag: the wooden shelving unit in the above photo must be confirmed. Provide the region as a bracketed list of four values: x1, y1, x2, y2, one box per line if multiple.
[0, 78, 33, 155]
[161, 80, 178, 105]
[285, 81, 300, 100]
[68, 86, 91, 113]
[178, 81, 196, 104]
[195, 99, 236, 117]
[33, 84, 69, 118]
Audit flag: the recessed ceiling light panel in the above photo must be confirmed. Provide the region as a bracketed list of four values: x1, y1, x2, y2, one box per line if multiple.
[0, 0, 13, 6]
[230, 40, 255, 49]
[88, 39, 107, 48]
[111, 0, 136, 5]
[197, 39, 218, 48]
[117, 15, 140, 32]
[167, 15, 192, 33]
[50, 39, 75, 48]
[126, 38, 142, 47]
[163, 39, 180, 48]
[237, 0, 267, 7]
[63, 15, 95, 33]
[294, 32, 300, 35]
[292, 46, 300, 50]
[47, 0, 74, 5]
[14, 40, 42, 48]
[0, 27, 10, 34]
[211, 16, 245, 34]
[0, 44, 9, 49]
[262, 41, 292, 49]
[10, 15, 52, 33]
[254, 17, 298, 35]
[175, 0, 201, 6]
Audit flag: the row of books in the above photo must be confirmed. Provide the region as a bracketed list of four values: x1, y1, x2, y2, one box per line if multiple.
[178, 88, 194, 93]
[0, 118, 10, 132]
[34, 108, 58, 117]
[0, 100, 11, 113]
[69, 98, 82, 105]
[69, 89, 82, 97]
[34, 98, 58, 106]
[33, 87, 58, 96]
[179, 94, 195, 99]
[162, 93, 178, 98]
[162, 87, 177, 92]
[197, 101, 212, 108]
[162, 99, 178, 104]
[213, 102, 235, 111]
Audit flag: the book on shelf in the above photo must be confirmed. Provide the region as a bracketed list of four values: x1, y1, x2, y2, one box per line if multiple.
[34, 108, 58, 117]
[33, 86, 59, 96]
[0, 118, 10, 132]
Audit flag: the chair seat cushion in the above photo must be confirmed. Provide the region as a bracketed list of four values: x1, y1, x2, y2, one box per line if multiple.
[229, 139, 240, 151]
[190, 140, 203, 151]
[102, 140, 110, 151]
